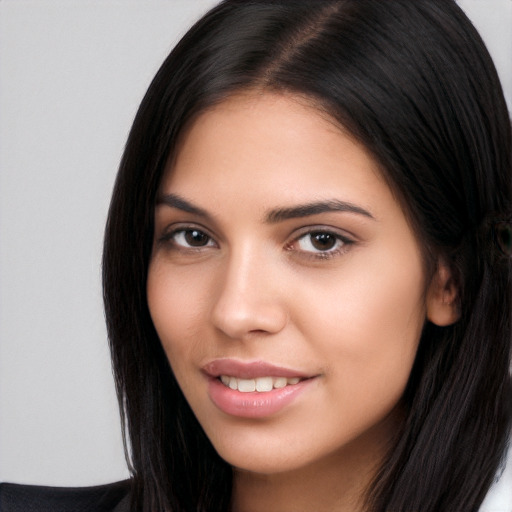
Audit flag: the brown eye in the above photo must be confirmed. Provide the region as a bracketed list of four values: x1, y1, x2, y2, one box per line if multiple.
[171, 229, 214, 248]
[297, 231, 341, 252]
[310, 232, 337, 251]
[293, 230, 353, 258]
[184, 229, 210, 246]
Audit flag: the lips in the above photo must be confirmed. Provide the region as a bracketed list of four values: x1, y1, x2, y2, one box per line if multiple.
[203, 359, 311, 379]
[203, 359, 316, 418]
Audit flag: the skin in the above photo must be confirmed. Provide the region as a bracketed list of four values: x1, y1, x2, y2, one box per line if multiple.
[147, 92, 457, 512]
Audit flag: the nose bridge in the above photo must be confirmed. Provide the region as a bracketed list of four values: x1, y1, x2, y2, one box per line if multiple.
[211, 241, 287, 339]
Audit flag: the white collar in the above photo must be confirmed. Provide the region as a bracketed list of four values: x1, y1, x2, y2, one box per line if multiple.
[479, 442, 512, 511]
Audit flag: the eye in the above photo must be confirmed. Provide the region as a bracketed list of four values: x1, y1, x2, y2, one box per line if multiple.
[290, 229, 353, 259]
[166, 228, 215, 249]
[298, 232, 341, 252]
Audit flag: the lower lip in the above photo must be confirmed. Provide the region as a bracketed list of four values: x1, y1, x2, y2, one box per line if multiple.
[207, 377, 314, 418]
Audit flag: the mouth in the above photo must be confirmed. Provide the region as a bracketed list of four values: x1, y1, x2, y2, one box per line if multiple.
[203, 359, 312, 380]
[218, 375, 303, 392]
[204, 359, 316, 418]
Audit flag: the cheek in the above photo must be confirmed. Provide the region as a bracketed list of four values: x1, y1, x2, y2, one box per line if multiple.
[292, 250, 426, 404]
[146, 261, 209, 370]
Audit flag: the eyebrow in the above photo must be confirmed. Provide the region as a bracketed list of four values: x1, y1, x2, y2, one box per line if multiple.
[156, 193, 374, 223]
[265, 200, 374, 223]
[156, 193, 209, 218]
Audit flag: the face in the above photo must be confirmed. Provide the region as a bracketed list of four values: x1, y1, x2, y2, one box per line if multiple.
[147, 93, 431, 476]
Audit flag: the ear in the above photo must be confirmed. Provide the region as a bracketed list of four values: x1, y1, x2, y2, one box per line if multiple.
[426, 262, 460, 326]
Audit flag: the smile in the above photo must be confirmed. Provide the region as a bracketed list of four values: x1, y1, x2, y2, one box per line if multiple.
[219, 375, 302, 392]
[203, 360, 316, 418]
[208, 377, 313, 418]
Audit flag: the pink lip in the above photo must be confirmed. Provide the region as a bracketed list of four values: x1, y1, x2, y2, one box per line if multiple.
[202, 359, 311, 379]
[204, 359, 316, 419]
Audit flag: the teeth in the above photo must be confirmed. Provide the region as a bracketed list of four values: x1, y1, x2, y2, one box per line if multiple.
[219, 375, 303, 392]
[238, 379, 256, 392]
[255, 377, 273, 392]
[273, 377, 287, 389]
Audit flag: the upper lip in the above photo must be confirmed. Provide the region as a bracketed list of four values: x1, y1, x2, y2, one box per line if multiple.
[202, 359, 312, 379]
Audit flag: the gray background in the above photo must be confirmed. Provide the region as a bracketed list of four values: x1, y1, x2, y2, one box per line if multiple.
[0, 0, 511, 502]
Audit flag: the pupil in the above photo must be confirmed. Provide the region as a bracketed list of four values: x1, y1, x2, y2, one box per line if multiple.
[185, 230, 208, 246]
[311, 232, 336, 250]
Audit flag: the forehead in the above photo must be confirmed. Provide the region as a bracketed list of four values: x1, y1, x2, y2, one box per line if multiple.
[161, 92, 386, 206]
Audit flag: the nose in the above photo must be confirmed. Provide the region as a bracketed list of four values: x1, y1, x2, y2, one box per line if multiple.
[211, 246, 288, 340]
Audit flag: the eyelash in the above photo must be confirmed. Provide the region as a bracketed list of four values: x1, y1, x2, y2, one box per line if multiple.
[287, 230, 354, 260]
[158, 226, 217, 251]
[158, 225, 354, 260]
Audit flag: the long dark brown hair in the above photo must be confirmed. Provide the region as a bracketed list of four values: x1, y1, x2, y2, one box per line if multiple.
[103, 1, 512, 510]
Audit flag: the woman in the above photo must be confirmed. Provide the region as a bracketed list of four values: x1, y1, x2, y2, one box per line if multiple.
[101, 0, 512, 510]
[103, 0, 512, 510]
[2, 0, 510, 511]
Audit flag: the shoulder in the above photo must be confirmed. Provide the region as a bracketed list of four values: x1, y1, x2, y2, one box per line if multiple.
[0, 479, 131, 512]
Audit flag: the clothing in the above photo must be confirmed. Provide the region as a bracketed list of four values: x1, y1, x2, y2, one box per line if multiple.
[479, 442, 512, 512]
[0, 480, 130, 512]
